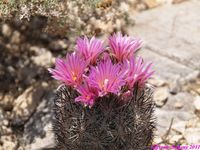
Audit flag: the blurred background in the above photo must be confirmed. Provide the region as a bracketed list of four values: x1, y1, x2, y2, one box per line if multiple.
[0, 0, 200, 149]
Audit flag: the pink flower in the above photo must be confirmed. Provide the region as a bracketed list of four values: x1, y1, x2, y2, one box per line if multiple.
[87, 59, 125, 97]
[75, 83, 98, 107]
[76, 36, 104, 64]
[124, 57, 154, 88]
[48, 53, 87, 87]
[109, 32, 142, 62]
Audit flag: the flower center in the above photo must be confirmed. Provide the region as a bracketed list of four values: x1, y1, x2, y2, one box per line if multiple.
[72, 76, 77, 81]
[104, 79, 109, 86]
[99, 78, 109, 90]
[71, 72, 77, 81]
[86, 95, 91, 100]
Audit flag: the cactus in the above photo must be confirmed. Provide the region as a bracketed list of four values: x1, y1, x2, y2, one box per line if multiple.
[49, 33, 156, 150]
[53, 84, 155, 150]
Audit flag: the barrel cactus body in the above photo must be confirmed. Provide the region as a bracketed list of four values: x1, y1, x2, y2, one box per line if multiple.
[54, 85, 155, 150]
[49, 33, 156, 150]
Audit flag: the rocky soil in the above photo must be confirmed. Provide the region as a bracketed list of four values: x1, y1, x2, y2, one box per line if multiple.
[0, 0, 198, 149]
[0, 18, 61, 149]
[129, 0, 200, 146]
[149, 75, 200, 145]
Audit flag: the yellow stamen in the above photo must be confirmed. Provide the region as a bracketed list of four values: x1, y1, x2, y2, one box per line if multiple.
[86, 95, 90, 100]
[72, 75, 77, 81]
[71, 71, 77, 81]
[99, 78, 109, 90]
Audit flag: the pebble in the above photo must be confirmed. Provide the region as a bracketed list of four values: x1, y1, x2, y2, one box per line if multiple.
[153, 137, 162, 144]
[136, 3, 147, 11]
[41, 82, 49, 88]
[169, 135, 183, 144]
[12, 85, 45, 125]
[197, 87, 200, 95]
[0, 94, 15, 111]
[173, 0, 188, 4]
[194, 96, 200, 118]
[194, 96, 200, 111]
[0, 108, 4, 120]
[174, 101, 183, 109]
[148, 77, 167, 87]
[31, 47, 55, 67]
[0, 135, 18, 150]
[186, 119, 195, 128]
[2, 119, 9, 126]
[184, 128, 200, 144]
[1, 126, 12, 135]
[153, 87, 168, 107]
[49, 39, 68, 51]
[169, 80, 181, 95]
[2, 24, 12, 37]
[27, 132, 55, 150]
[169, 92, 194, 111]
[7, 66, 15, 73]
[10, 30, 21, 44]
[172, 121, 186, 133]
[184, 71, 200, 83]
[144, 0, 160, 8]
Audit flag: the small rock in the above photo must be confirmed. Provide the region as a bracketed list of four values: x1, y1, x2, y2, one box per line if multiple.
[12, 85, 45, 125]
[184, 71, 200, 83]
[173, 0, 188, 4]
[7, 66, 15, 73]
[0, 108, 4, 121]
[31, 47, 55, 67]
[194, 96, 200, 111]
[174, 101, 183, 109]
[10, 30, 21, 44]
[186, 119, 195, 128]
[49, 39, 68, 51]
[155, 108, 195, 136]
[23, 91, 54, 146]
[2, 24, 13, 37]
[197, 87, 200, 95]
[165, 92, 194, 111]
[0, 94, 15, 111]
[119, 2, 130, 13]
[169, 80, 181, 95]
[184, 128, 200, 144]
[0, 135, 18, 150]
[136, 3, 147, 11]
[0, 109, 9, 136]
[154, 87, 168, 107]
[144, 0, 160, 8]
[1, 126, 12, 135]
[172, 121, 186, 133]
[41, 82, 49, 88]
[148, 77, 167, 87]
[186, 118, 200, 128]
[153, 137, 162, 144]
[169, 135, 183, 144]
[194, 96, 200, 117]
[32, 125, 54, 150]
[196, 120, 200, 128]
[27, 131, 55, 150]
[2, 119, 9, 126]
